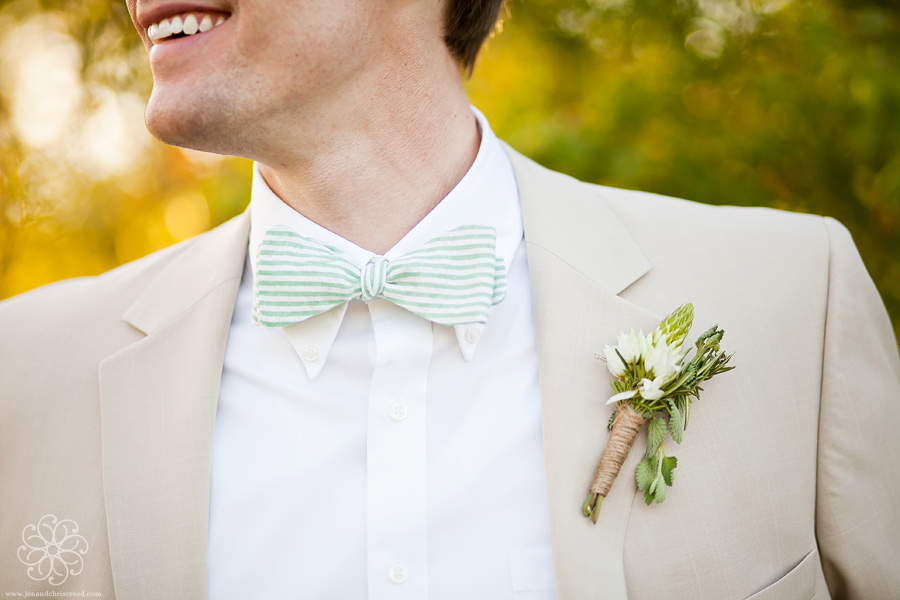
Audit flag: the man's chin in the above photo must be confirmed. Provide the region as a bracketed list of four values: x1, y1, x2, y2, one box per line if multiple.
[144, 93, 233, 156]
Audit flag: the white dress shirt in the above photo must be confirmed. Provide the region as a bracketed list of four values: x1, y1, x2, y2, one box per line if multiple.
[208, 108, 556, 599]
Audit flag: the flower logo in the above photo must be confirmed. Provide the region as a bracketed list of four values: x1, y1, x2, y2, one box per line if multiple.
[17, 514, 89, 586]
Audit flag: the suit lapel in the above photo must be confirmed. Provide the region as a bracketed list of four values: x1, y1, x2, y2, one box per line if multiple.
[99, 212, 250, 599]
[505, 146, 659, 599]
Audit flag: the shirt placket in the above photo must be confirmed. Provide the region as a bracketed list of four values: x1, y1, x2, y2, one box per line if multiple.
[366, 298, 432, 598]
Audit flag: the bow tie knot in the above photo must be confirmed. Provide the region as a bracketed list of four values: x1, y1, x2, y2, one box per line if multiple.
[252, 225, 507, 328]
[360, 256, 388, 302]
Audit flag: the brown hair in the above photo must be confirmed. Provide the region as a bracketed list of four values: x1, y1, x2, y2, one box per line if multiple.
[444, 0, 507, 76]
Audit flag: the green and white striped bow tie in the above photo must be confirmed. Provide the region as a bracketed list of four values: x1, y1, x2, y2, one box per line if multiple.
[252, 225, 507, 328]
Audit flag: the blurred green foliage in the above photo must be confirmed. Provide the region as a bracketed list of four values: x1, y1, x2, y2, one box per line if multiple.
[0, 0, 898, 342]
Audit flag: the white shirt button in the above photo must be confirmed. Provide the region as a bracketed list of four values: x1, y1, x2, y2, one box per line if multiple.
[389, 401, 408, 422]
[303, 345, 319, 362]
[466, 327, 481, 343]
[388, 562, 408, 584]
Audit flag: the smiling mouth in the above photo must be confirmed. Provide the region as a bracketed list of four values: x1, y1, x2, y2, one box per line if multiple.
[148, 12, 229, 44]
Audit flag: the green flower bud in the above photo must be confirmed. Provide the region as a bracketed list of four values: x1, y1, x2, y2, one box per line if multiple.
[653, 303, 694, 347]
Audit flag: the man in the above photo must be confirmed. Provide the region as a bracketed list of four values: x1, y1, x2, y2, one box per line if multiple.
[1, 0, 898, 599]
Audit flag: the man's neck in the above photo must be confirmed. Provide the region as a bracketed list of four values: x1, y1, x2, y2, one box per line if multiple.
[255, 55, 480, 255]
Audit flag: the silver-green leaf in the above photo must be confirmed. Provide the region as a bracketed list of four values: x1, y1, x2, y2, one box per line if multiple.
[669, 404, 684, 444]
[647, 416, 667, 454]
[653, 477, 667, 503]
[635, 456, 655, 490]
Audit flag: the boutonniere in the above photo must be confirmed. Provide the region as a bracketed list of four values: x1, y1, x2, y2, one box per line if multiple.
[582, 303, 735, 523]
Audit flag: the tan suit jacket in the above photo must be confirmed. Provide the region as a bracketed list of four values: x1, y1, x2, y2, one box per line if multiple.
[2, 147, 899, 599]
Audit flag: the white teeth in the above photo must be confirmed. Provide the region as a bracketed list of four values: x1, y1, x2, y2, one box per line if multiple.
[149, 12, 227, 43]
[183, 14, 199, 35]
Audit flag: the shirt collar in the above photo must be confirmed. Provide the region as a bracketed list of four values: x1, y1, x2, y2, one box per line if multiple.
[248, 106, 522, 380]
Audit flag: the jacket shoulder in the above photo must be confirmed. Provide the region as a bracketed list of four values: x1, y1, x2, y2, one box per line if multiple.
[1, 236, 191, 331]
[592, 182, 828, 238]
[0, 214, 247, 349]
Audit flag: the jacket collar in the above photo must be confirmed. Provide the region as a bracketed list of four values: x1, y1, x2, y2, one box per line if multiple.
[121, 213, 250, 335]
[504, 142, 651, 294]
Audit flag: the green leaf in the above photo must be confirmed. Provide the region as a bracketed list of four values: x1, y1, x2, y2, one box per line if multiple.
[669, 403, 684, 444]
[647, 415, 667, 454]
[644, 488, 654, 505]
[694, 325, 718, 349]
[661, 456, 678, 486]
[653, 478, 667, 503]
[635, 456, 655, 490]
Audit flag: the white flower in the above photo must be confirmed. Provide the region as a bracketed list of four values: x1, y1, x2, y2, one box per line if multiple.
[615, 329, 644, 364]
[639, 377, 666, 400]
[643, 340, 684, 384]
[604, 344, 627, 377]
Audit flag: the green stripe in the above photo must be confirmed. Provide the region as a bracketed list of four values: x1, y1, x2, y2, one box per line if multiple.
[384, 289, 490, 301]
[395, 251, 497, 262]
[257, 268, 357, 279]
[257, 280, 356, 289]
[258, 308, 341, 317]
[258, 252, 358, 270]
[256, 288, 352, 296]
[258, 299, 349, 308]
[264, 230, 344, 251]
[257, 297, 347, 306]
[403, 244, 496, 256]
[258, 311, 328, 318]
[388, 261, 495, 272]
[443, 225, 492, 232]
[425, 231, 495, 243]
[261, 239, 340, 252]
[383, 279, 495, 291]
[389, 271, 494, 282]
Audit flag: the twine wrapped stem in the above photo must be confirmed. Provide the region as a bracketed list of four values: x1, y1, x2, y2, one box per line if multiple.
[582, 403, 648, 523]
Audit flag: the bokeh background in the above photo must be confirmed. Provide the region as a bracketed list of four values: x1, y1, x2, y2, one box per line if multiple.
[1, 0, 898, 342]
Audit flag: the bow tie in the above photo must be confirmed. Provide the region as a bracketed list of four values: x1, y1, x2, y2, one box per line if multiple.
[252, 225, 507, 328]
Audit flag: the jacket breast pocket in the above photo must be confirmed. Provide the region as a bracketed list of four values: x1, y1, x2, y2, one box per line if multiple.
[743, 548, 820, 600]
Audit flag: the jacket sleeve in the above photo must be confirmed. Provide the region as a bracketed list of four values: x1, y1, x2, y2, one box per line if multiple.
[816, 217, 900, 599]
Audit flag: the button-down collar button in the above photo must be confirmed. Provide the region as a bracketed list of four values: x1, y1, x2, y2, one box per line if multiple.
[389, 401, 408, 422]
[388, 562, 408, 584]
[465, 327, 481, 344]
[303, 345, 319, 362]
